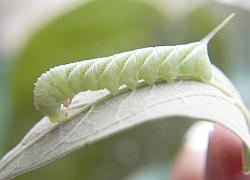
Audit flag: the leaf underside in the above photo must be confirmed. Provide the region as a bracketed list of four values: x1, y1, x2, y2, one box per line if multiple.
[1, 66, 250, 179]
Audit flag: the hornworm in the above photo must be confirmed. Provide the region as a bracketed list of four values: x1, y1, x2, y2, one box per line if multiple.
[34, 14, 244, 123]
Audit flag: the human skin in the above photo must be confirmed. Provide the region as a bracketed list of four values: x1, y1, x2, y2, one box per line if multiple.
[169, 125, 250, 180]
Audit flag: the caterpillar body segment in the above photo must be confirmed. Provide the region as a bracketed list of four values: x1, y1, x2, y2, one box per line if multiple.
[34, 14, 235, 123]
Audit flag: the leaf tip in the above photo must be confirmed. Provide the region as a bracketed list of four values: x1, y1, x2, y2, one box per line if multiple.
[242, 143, 250, 174]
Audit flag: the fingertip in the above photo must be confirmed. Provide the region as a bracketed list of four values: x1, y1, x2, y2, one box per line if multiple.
[206, 124, 250, 180]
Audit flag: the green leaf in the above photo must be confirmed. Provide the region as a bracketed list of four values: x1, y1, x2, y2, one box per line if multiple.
[8, 0, 169, 150]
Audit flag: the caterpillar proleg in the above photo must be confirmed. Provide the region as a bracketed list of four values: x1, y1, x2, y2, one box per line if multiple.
[34, 14, 242, 123]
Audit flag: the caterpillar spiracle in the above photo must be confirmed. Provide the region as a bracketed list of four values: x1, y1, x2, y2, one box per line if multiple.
[34, 14, 240, 123]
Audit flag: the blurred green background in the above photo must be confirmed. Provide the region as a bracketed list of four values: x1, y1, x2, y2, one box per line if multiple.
[0, 0, 249, 179]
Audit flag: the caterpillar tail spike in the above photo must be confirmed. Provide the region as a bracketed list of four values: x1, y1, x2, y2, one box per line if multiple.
[34, 13, 238, 123]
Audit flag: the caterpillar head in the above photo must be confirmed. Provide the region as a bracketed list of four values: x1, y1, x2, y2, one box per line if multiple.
[34, 93, 66, 123]
[34, 74, 67, 123]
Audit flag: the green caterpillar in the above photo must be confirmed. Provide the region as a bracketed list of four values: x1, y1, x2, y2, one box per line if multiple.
[34, 14, 235, 123]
